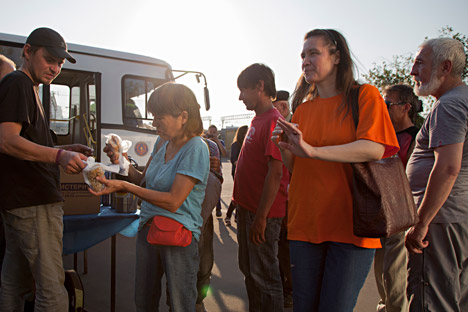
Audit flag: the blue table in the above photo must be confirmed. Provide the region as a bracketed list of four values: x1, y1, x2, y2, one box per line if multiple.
[63, 206, 139, 312]
[63, 206, 139, 254]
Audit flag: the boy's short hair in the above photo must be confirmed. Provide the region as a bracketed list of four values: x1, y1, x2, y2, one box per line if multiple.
[237, 63, 276, 98]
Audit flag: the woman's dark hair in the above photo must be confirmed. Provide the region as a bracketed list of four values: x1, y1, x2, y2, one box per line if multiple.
[148, 82, 203, 137]
[384, 84, 423, 122]
[291, 29, 358, 117]
[233, 125, 248, 145]
[237, 63, 276, 98]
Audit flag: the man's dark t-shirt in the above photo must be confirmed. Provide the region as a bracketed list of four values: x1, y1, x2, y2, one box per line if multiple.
[0, 71, 62, 209]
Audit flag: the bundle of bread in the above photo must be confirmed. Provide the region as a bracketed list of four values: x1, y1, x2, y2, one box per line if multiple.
[83, 157, 120, 192]
[104, 134, 132, 176]
[107, 135, 121, 164]
[84, 165, 105, 192]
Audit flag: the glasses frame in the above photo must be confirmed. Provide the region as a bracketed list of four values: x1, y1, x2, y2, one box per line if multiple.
[385, 100, 407, 109]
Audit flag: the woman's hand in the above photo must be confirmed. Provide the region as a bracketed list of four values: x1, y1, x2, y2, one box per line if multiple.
[271, 123, 285, 149]
[88, 175, 126, 196]
[275, 119, 313, 158]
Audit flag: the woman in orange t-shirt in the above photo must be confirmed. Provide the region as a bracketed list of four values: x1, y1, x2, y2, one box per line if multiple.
[272, 29, 399, 311]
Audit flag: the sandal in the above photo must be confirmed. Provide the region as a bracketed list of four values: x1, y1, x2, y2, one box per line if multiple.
[225, 217, 231, 226]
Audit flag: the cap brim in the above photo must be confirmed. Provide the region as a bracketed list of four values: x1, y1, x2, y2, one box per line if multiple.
[45, 46, 76, 64]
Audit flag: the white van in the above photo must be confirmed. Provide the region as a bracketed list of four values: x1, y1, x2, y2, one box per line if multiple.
[0, 32, 210, 213]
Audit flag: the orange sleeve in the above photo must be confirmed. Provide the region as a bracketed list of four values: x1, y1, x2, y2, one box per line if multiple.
[356, 85, 400, 158]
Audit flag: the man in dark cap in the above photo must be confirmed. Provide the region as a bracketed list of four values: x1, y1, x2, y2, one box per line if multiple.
[273, 90, 293, 307]
[0, 27, 91, 311]
[273, 90, 292, 122]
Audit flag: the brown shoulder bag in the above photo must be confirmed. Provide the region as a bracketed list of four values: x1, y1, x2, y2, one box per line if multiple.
[350, 86, 418, 238]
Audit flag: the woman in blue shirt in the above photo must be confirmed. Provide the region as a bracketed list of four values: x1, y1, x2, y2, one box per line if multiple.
[92, 83, 209, 312]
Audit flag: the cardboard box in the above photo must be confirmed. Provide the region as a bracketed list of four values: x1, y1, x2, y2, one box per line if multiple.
[60, 169, 101, 215]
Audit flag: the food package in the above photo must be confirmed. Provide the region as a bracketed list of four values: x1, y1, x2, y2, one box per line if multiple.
[105, 134, 132, 176]
[83, 157, 120, 191]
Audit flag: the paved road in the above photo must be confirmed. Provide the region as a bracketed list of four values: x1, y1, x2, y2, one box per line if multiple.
[64, 160, 380, 311]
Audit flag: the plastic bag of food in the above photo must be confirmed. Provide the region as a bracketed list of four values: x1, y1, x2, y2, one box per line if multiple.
[83, 157, 121, 192]
[105, 134, 132, 176]
[83, 158, 106, 192]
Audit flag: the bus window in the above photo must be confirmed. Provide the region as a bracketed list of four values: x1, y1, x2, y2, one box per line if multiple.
[50, 84, 71, 135]
[123, 76, 165, 130]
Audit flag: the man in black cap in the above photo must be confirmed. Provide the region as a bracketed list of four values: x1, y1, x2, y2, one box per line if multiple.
[0, 27, 91, 311]
[273, 90, 294, 307]
[273, 90, 292, 122]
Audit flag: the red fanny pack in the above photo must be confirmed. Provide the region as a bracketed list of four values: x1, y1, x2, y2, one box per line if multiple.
[146, 215, 192, 247]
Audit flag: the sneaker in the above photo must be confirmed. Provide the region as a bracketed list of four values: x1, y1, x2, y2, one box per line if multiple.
[225, 217, 231, 226]
[216, 209, 222, 217]
[196, 302, 208, 312]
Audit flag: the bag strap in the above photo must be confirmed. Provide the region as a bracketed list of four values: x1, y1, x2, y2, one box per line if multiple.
[350, 85, 362, 130]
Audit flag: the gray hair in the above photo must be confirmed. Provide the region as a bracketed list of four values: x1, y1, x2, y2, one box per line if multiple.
[421, 38, 466, 77]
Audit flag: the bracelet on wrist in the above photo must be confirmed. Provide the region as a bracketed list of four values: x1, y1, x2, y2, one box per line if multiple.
[55, 149, 63, 165]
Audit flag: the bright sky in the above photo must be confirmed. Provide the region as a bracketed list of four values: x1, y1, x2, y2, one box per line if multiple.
[1, 0, 467, 128]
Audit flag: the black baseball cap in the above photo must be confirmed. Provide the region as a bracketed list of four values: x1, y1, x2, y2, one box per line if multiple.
[26, 27, 76, 64]
[274, 90, 289, 102]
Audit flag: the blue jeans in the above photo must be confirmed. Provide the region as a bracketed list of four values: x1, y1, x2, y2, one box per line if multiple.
[290, 240, 375, 312]
[135, 225, 199, 312]
[237, 206, 283, 312]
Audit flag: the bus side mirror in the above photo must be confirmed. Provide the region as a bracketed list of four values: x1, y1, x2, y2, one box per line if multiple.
[204, 87, 210, 111]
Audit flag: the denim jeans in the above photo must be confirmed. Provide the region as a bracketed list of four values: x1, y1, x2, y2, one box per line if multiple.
[135, 225, 199, 312]
[290, 240, 375, 312]
[0, 203, 68, 312]
[237, 206, 284, 312]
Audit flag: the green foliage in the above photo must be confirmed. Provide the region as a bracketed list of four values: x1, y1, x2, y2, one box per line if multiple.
[363, 54, 414, 93]
[363, 26, 468, 124]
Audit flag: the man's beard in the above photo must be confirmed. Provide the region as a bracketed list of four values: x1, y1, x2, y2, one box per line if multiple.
[414, 70, 442, 96]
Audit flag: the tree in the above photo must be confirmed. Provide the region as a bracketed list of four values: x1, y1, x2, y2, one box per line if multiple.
[363, 26, 468, 125]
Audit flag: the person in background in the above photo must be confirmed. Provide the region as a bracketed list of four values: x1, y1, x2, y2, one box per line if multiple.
[207, 124, 226, 217]
[405, 38, 468, 312]
[207, 124, 227, 158]
[273, 90, 292, 122]
[92, 82, 209, 311]
[225, 125, 248, 226]
[0, 27, 92, 311]
[272, 89, 294, 308]
[0, 54, 16, 288]
[374, 84, 422, 312]
[196, 137, 223, 312]
[273, 29, 399, 311]
[0, 55, 15, 81]
[234, 63, 289, 311]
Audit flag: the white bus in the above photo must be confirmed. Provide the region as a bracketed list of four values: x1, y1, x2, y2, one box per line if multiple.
[0, 32, 210, 167]
[0, 32, 210, 213]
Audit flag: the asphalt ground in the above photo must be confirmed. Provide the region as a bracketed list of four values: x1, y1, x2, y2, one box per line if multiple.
[63, 159, 380, 312]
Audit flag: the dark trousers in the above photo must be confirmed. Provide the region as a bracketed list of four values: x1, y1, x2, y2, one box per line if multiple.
[278, 214, 293, 297]
[197, 214, 214, 303]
